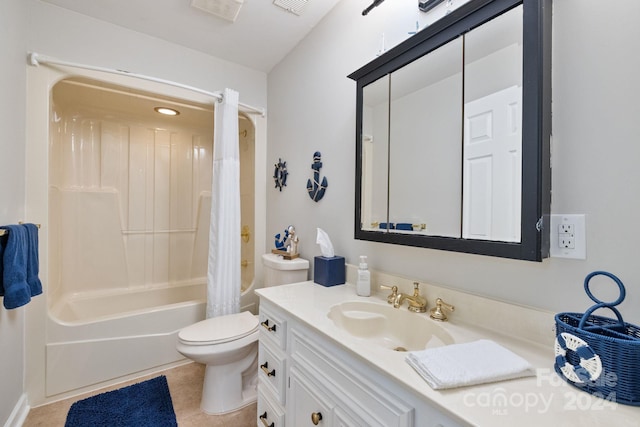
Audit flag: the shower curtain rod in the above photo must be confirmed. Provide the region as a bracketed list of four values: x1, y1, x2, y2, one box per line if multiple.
[27, 52, 266, 117]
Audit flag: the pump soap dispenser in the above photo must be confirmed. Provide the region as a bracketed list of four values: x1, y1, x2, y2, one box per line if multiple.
[356, 256, 371, 297]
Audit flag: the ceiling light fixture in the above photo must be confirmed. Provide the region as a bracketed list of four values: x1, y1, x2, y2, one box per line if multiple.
[273, 0, 309, 16]
[154, 107, 180, 116]
[190, 0, 244, 23]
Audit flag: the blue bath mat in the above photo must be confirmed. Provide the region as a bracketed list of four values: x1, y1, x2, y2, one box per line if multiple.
[64, 375, 177, 427]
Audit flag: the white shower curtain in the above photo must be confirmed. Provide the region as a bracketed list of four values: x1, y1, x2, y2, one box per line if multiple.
[207, 88, 241, 318]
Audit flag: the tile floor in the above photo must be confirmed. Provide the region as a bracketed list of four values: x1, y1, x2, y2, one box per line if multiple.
[23, 362, 257, 426]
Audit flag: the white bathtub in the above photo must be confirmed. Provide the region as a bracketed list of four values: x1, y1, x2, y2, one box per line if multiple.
[45, 281, 257, 396]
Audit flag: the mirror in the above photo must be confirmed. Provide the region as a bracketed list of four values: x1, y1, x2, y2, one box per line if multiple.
[462, 5, 522, 242]
[349, 0, 551, 261]
[388, 36, 463, 238]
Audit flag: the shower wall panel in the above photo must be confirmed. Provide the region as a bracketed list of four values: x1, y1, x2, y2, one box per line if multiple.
[50, 102, 213, 296]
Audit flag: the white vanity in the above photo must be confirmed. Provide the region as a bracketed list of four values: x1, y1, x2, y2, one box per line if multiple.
[255, 279, 640, 427]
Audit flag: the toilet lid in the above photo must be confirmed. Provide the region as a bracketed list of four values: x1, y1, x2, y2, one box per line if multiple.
[178, 311, 259, 345]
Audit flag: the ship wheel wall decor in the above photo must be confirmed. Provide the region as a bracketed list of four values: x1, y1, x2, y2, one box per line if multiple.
[306, 151, 328, 202]
[273, 158, 288, 191]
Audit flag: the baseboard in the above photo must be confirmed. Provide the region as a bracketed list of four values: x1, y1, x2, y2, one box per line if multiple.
[3, 393, 29, 427]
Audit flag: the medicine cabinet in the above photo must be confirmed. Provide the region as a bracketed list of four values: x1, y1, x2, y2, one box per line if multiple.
[348, 0, 551, 261]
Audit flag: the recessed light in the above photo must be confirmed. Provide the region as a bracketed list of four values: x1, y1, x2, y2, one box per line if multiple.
[154, 107, 180, 116]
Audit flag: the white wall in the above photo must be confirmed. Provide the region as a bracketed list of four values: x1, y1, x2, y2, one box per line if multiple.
[267, 0, 640, 324]
[26, 0, 267, 109]
[0, 0, 28, 425]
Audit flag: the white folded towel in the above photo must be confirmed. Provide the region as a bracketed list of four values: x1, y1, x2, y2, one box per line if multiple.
[405, 339, 534, 390]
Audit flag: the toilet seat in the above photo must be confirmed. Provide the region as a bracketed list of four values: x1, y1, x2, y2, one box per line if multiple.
[178, 311, 259, 346]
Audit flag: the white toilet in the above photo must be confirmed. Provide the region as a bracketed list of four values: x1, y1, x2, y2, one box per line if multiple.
[176, 253, 309, 414]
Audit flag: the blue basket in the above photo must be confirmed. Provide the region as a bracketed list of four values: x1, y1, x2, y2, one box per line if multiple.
[554, 271, 640, 406]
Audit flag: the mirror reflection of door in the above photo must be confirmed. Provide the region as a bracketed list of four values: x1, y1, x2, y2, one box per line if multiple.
[463, 5, 523, 242]
[463, 86, 521, 241]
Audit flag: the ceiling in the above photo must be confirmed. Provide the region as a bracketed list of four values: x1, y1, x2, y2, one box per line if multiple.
[40, 0, 344, 73]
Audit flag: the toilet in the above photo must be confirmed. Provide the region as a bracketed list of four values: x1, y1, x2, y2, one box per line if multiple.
[176, 253, 309, 414]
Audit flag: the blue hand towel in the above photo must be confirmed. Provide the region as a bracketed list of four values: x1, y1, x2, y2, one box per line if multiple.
[0, 225, 32, 309]
[0, 232, 5, 296]
[23, 223, 43, 297]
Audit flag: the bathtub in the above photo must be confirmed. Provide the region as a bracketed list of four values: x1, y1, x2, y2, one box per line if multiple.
[45, 281, 257, 397]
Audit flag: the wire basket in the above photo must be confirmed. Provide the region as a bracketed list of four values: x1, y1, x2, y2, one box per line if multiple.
[554, 271, 640, 406]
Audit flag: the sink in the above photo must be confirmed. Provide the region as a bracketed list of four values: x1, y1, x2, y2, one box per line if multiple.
[327, 301, 454, 352]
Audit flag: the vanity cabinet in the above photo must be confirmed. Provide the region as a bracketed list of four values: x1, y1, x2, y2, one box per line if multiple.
[257, 299, 466, 427]
[258, 304, 288, 427]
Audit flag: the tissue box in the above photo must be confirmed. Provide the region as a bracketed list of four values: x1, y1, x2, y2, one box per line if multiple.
[314, 256, 345, 287]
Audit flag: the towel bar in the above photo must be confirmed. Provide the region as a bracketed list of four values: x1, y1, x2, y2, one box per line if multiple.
[0, 223, 41, 237]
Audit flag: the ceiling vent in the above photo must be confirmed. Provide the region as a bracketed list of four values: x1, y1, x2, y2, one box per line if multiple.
[190, 0, 244, 23]
[273, 0, 309, 16]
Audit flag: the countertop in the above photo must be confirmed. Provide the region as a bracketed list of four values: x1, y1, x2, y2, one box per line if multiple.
[256, 281, 640, 427]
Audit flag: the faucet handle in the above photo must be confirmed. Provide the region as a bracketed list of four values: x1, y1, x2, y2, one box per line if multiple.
[412, 281, 421, 294]
[430, 298, 455, 321]
[380, 285, 398, 304]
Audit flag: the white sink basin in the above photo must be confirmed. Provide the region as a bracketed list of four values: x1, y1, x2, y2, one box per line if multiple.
[327, 301, 454, 352]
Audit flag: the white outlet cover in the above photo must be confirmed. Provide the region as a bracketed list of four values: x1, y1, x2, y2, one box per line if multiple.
[550, 214, 586, 259]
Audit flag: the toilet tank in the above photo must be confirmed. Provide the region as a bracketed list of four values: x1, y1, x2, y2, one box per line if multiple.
[262, 253, 310, 287]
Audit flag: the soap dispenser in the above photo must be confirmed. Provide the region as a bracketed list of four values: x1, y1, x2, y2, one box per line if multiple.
[356, 256, 371, 296]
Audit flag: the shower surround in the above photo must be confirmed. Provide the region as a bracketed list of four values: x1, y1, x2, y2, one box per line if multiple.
[24, 69, 264, 404]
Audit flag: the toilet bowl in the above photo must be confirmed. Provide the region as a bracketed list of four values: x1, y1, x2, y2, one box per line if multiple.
[176, 311, 259, 414]
[177, 253, 309, 414]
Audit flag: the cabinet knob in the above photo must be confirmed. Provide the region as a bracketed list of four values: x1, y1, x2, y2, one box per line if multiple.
[259, 411, 275, 427]
[311, 412, 323, 425]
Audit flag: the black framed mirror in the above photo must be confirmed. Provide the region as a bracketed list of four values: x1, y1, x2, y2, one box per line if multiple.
[348, 0, 551, 261]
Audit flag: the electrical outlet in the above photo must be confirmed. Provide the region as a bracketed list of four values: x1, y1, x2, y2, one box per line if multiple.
[559, 235, 575, 249]
[550, 214, 586, 259]
[559, 223, 574, 234]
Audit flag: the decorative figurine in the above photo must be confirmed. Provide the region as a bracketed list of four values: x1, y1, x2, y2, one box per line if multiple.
[272, 225, 300, 259]
[273, 158, 288, 191]
[274, 227, 289, 250]
[306, 151, 328, 202]
[285, 225, 299, 255]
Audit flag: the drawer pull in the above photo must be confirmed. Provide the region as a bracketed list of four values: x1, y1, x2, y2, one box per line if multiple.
[259, 411, 275, 427]
[311, 412, 323, 425]
[260, 362, 276, 377]
[261, 319, 277, 332]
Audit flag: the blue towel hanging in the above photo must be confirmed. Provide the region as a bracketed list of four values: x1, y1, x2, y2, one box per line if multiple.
[23, 223, 43, 297]
[0, 225, 32, 309]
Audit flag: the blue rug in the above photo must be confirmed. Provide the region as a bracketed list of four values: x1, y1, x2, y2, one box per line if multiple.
[64, 376, 177, 427]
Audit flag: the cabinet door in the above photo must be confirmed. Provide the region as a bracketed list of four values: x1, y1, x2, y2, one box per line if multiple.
[288, 367, 333, 427]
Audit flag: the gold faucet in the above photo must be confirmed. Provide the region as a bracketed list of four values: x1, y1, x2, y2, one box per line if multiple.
[429, 298, 455, 321]
[380, 285, 399, 305]
[393, 282, 427, 313]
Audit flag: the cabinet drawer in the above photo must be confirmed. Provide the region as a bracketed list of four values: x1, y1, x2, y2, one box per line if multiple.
[259, 341, 287, 405]
[290, 327, 413, 427]
[259, 305, 287, 350]
[258, 386, 285, 427]
[288, 366, 333, 427]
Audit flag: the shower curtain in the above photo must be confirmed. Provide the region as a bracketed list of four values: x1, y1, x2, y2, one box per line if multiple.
[207, 88, 241, 318]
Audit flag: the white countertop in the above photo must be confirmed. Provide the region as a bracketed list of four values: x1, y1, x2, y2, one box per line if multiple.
[256, 281, 640, 427]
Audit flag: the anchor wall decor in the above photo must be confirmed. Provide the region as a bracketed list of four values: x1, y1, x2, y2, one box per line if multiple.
[306, 151, 328, 202]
